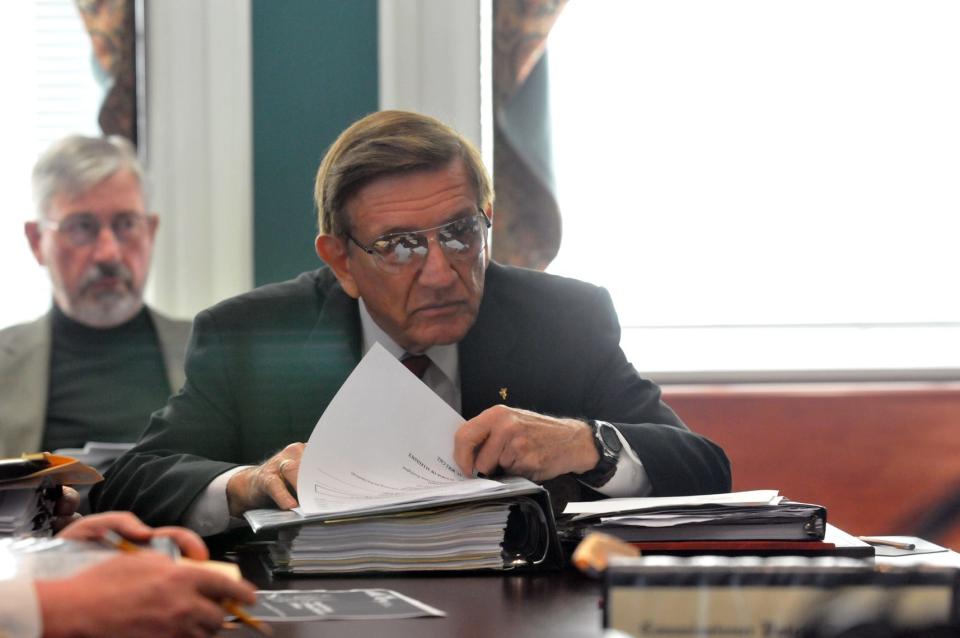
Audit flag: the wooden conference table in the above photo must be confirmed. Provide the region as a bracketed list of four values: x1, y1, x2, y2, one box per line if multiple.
[226, 551, 605, 638]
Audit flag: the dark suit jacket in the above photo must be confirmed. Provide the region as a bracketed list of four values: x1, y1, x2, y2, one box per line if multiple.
[92, 263, 730, 525]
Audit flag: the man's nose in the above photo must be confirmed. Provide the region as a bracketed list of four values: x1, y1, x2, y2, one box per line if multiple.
[416, 236, 456, 288]
[91, 224, 122, 262]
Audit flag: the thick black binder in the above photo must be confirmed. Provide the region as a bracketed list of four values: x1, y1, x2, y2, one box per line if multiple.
[568, 500, 827, 542]
[245, 478, 564, 574]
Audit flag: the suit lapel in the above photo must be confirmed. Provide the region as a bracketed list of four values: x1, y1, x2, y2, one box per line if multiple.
[285, 276, 362, 441]
[282, 264, 529, 429]
[149, 308, 189, 393]
[0, 314, 51, 455]
[459, 264, 524, 419]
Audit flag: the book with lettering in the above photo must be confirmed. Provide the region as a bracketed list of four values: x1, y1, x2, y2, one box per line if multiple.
[603, 554, 959, 636]
[243, 344, 562, 573]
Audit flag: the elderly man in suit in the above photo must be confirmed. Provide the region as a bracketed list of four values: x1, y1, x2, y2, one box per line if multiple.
[94, 111, 730, 532]
[0, 135, 189, 463]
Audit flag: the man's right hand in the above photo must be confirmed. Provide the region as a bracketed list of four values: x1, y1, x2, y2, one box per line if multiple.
[36, 552, 257, 638]
[57, 511, 209, 560]
[226, 442, 304, 516]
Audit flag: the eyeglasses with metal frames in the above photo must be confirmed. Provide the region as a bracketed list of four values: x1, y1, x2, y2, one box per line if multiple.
[41, 212, 150, 247]
[347, 210, 491, 272]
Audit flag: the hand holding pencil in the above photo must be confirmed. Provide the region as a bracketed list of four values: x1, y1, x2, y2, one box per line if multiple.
[37, 511, 267, 637]
[58, 510, 209, 559]
[99, 528, 271, 635]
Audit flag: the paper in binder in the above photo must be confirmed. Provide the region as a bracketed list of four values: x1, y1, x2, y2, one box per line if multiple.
[243, 344, 562, 573]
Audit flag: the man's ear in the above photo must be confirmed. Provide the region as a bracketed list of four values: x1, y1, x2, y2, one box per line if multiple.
[24, 221, 46, 266]
[146, 213, 160, 240]
[315, 234, 360, 298]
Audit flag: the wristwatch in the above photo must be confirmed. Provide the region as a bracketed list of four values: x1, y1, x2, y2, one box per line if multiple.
[577, 420, 622, 488]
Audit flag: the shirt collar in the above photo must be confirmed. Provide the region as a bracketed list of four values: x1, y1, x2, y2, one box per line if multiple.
[358, 298, 459, 384]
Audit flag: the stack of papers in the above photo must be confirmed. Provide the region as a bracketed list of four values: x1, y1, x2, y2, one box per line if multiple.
[245, 344, 559, 573]
[0, 454, 102, 538]
[0, 488, 55, 536]
[564, 491, 827, 542]
[268, 501, 511, 573]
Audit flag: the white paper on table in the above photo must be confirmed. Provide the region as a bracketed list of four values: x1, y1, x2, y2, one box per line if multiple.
[562, 490, 782, 516]
[596, 516, 716, 527]
[296, 343, 502, 516]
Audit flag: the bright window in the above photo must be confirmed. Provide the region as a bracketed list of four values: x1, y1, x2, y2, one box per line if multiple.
[547, 0, 960, 381]
[0, 0, 104, 328]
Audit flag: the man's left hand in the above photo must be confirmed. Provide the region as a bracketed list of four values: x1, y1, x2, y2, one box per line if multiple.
[51, 486, 81, 533]
[453, 405, 600, 481]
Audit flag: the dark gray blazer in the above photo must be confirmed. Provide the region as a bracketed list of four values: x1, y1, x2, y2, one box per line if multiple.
[92, 263, 730, 525]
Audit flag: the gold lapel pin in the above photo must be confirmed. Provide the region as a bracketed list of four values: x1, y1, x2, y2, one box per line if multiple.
[499, 387, 508, 401]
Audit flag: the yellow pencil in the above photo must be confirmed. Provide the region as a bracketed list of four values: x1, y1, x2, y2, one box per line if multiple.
[222, 600, 273, 636]
[857, 536, 916, 551]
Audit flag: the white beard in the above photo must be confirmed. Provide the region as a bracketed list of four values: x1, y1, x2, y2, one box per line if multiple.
[68, 292, 143, 328]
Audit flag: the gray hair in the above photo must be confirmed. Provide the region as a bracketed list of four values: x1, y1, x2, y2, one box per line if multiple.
[32, 135, 145, 219]
[315, 110, 493, 237]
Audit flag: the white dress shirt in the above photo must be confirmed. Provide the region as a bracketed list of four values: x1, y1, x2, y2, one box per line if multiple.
[358, 299, 461, 412]
[0, 579, 42, 638]
[184, 298, 650, 535]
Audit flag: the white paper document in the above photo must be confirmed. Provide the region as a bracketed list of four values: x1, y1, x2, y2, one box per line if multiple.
[562, 490, 783, 516]
[240, 345, 558, 572]
[295, 343, 504, 517]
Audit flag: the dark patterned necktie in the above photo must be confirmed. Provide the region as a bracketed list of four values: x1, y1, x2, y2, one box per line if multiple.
[401, 354, 431, 379]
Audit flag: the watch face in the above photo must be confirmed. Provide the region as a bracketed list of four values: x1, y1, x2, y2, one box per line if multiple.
[598, 422, 623, 453]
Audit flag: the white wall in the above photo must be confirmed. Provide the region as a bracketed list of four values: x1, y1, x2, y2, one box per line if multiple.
[378, 0, 488, 161]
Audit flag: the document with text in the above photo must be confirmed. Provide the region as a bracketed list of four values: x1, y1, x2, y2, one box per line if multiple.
[297, 342, 506, 516]
[245, 343, 537, 533]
